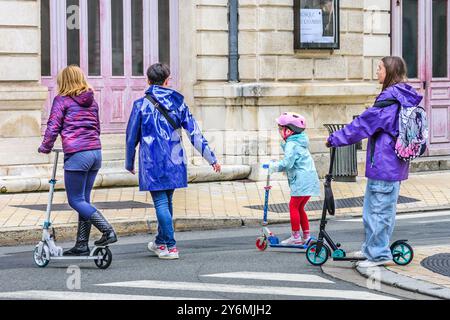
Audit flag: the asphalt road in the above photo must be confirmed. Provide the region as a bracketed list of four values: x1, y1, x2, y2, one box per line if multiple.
[1, 210, 450, 301]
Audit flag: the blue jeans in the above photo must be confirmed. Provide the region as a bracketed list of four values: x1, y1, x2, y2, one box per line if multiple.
[64, 150, 102, 221]
[361, 179, 401, 262]
[150, 190, 176, 248]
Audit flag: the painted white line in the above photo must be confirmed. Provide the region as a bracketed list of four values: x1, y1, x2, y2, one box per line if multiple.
[201, 272, 334, 284]
[412, 218, 450, 224]
[0, 290, 211, 300]
[97, 280, 397, 300]
[341, 211, 450, 222]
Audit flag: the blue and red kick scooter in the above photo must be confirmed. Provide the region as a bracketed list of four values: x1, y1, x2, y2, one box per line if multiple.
[255, 164, 315, 251]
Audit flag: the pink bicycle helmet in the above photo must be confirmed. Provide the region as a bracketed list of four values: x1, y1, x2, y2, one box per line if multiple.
[276, 112, 306, 133]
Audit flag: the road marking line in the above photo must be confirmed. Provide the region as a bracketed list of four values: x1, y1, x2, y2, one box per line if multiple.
[201, 272, 334, 284]
[341, 211, 450, 222]
[412, 218, 450, 224]
[97, 280, 397, 300]
[0, 290, 210, 300]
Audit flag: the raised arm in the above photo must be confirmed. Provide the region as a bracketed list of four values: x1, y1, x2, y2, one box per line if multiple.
[38, 97, 65, 154]
[125, 102, 142, 173]
[269, 141, 298, 173]
[327, 106, 392, 147]
[180, 103, 217, 165]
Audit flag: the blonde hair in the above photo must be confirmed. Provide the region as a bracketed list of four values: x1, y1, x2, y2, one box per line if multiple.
[57, 65, 92, 96]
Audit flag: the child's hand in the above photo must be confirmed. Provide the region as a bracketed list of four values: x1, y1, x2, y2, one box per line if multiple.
[325, 140, 332, 148]
[268, 161, 278, 174]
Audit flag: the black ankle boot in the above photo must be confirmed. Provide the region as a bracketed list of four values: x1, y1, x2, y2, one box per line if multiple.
[63, 242, 90, 256]
[63, 220, 91, 256]
[89, 211, 118, 246]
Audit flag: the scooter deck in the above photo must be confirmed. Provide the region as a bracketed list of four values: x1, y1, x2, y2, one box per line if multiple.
[50, 256, 105, 261]
[269, 244, 309, 249]
[332, 257, 366, 262]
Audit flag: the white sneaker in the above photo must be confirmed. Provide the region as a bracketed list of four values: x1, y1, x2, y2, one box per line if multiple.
[352, 251, 366, 259]
[281, 236, 304, 245]
[159, 247, 179, 260]
[147, 241, 168, 257]
[302, 236, 312, 245]
[357, 259, 393, 268]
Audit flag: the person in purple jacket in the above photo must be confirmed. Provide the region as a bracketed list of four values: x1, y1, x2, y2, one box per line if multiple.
[326, 56, 423, 268]
[38, 65, 117, 256]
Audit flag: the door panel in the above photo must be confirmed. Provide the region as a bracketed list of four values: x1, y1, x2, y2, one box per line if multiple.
[427, 0, 450, 154]
[392, 0, 450, 156]
[41, 0, 179, 134]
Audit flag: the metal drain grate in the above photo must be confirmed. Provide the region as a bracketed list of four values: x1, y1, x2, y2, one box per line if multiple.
[246, 195, 420, 213]
[11, 200, 153, 212]
[421, 254, 450, 278]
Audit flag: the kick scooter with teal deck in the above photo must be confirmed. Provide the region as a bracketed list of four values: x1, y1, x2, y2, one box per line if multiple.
[255, 164, 316, 251]
[305, 147, 414, 266]
[33, 149, 113, 269]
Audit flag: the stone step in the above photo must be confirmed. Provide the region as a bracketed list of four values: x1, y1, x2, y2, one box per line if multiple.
[0, 164, 251, 194]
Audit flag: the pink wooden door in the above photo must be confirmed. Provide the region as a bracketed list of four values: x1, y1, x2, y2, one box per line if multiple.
[40, 0, 179, 134]
[392, 0, 450, 156]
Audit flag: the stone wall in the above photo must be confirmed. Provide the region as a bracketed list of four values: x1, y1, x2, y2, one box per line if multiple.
[0, 0, 48, 171]
[0, 0, 393, 189]
[190, 0, 391, 179]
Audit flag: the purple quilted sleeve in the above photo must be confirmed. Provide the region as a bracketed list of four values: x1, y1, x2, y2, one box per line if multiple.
[328, 107, 386, 147]
[39, 97, 65, 153]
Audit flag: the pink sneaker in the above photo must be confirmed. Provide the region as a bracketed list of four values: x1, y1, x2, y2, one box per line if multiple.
[159, 247, 179, 260]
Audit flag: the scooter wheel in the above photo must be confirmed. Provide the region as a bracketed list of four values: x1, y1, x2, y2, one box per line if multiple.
[94, 247, 112, 270]
[33, 244, 50, 268]
[391, 242, 414, 266]
[256, 237, 268, 251]
[306, 243, 330, 266]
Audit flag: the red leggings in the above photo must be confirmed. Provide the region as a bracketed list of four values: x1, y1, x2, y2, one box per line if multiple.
[289, 196, 311, 232]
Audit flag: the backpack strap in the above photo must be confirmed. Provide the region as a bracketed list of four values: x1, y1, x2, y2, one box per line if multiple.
[373, 99, 399, 108]
[145, 94, 180, 131]
[370, 99, 400, 166]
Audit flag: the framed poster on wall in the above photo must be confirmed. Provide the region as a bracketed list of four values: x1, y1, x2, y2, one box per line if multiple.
[294, 0, 340, 49]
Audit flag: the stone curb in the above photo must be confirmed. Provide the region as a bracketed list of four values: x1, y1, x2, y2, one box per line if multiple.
[0, 165, 251, 194]
[356, 265, 450, 300]
[0, 217, 291, 247]
[1, 204, 450, 247]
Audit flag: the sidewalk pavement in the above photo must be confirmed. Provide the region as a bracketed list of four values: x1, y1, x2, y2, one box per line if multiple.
[1, 170, 450, 246]
[2, 171, 450, 298]
[357, 245, 450, 300]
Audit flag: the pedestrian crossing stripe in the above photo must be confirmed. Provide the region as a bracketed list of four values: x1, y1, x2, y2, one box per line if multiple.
[341, 210, 450, 222]
[0, 290, 211, 300]
[201, 272, 334, 284]
[0, 272, 397, 300]
[96, 279, 397, 300]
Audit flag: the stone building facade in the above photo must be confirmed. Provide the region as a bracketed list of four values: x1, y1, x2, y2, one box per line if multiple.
[0, 0, 447, 193]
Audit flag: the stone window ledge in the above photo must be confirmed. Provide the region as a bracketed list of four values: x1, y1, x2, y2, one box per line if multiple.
[194, 81, 380, 102]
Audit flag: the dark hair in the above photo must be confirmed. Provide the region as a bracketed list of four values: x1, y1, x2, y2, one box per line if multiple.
[381, 56, 408, 91]
[147, 63, 171, 85]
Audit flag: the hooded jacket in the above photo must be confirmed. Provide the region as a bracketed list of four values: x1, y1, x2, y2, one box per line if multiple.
[39, 90, 101, 154]
[269, 132, 321, 197]
[125, 85, 217, 191]
[327, 83, 423, 182]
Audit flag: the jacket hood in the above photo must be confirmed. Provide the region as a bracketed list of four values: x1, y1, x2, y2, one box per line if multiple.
[287, 132, 309, 148]
[71, 90, 95, 107]
[146, 85, 185, 110]
[377, 83, 423, 108]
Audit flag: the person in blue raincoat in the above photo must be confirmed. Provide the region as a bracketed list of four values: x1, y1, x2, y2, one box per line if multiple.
[126, 63, 221, 260]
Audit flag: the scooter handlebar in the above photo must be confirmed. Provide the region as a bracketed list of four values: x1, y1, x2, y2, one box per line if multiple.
[52, 148, 63, 153]
[262, 164, 270, 169]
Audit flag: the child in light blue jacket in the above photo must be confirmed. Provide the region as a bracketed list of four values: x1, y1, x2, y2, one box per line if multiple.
[269, 112, 320, 245]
